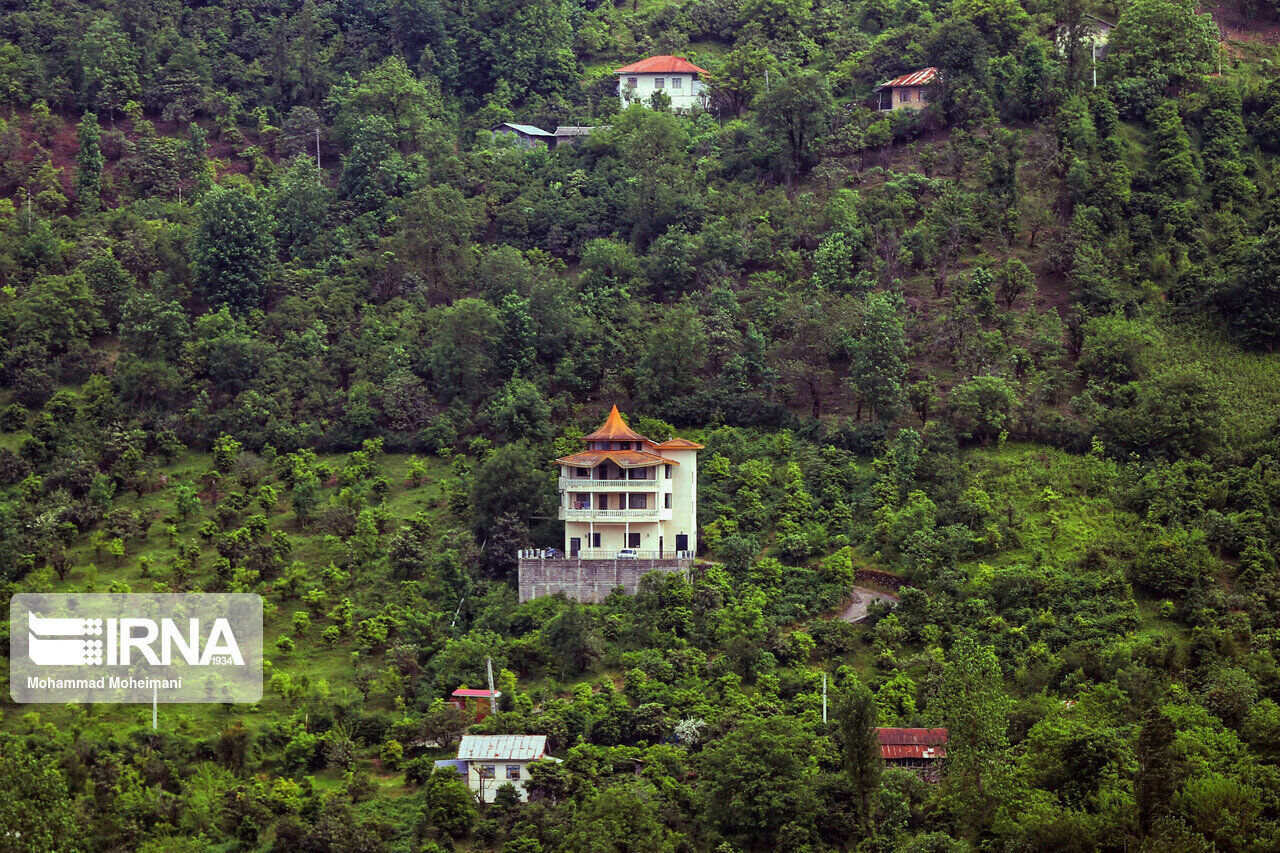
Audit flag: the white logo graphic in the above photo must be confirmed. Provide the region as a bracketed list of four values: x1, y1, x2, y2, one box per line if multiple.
[10, 593, 263, 704]
[27, 614, 105, 665]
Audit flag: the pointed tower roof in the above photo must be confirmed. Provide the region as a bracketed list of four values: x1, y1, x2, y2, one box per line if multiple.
[584, 405, 648, 442]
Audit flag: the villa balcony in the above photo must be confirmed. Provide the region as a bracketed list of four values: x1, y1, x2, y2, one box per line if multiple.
[559, 477, 661, 491]
[559, 507, 671, 522]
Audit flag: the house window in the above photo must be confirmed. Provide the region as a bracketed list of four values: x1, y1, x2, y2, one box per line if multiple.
[479, 765, 496, 779]
[901, 90, 913, 102]
[672, 77, 683, 89]
[576, 467, 588, 478]
[628, 533, 641, 548]
[654, 77, 665, 89]
[664, 493, 671, 509]
[592, 533, 601, 547]
[664, 465, 672, 479]
[506, 765, 522, 780]
[629, 494, 647, 509]
[626, 77, 638, 88]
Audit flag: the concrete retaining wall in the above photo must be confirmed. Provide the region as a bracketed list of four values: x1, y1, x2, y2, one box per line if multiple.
[518, 558, 690, 603]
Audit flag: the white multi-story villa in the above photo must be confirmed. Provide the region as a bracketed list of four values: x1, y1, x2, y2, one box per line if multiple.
[554, 405, 701, 559]
[615, 55, 709, 112]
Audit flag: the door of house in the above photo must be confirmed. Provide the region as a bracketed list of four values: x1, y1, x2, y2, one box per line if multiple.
[628, 533, 641, 548]
[675, 534, 688, 553]
[569, 538, 580, 557]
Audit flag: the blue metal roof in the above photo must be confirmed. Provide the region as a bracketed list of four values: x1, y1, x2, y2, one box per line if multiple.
[495, 123, 554, 137]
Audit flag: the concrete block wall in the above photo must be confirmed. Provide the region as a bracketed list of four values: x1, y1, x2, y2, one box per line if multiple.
[517, 558, 690, 603]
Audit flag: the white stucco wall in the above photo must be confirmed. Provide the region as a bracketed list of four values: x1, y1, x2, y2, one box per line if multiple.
[617, 73, 706, 111]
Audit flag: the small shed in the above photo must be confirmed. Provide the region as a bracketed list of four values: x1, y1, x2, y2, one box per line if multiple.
[552, 126, 599, 147]
[449, 687, 503, 721]
[874, 67, 938, 111]
[491, 122, 555, 148]
[457, 734, 550, 803]
[876, 727, 948, 781]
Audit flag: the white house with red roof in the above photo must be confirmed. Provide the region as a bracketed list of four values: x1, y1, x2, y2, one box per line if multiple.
[615, 55, 710, 112]
[554, 405, 700, 559]
[875, 67, 938, 111]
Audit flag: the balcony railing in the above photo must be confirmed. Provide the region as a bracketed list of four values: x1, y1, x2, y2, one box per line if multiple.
[559, 477, 658, 490]
[560, 508, 666, 521]
[519, 549, 694, 561]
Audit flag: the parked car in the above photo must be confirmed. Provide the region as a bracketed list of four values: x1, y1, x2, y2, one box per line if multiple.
[616, 548, 639, 559]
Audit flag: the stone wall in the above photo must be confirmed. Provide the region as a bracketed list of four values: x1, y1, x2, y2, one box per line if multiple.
[518, 558, 691, 603]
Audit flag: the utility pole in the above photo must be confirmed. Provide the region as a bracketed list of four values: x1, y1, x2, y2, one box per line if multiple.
[315, 127, 321, 178]
[1092, 40, 1097, 88]
[486, 656, 497, 712]
[152, 683, 158, 730]
[822, 673, 828, 724]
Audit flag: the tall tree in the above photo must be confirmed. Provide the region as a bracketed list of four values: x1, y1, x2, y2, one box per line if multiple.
[754, 69, 835, 179]
[834, 675, 883, 834]
[849, 292, 908, 422]
[78, 15, 140, 121]
[938, 637, 1010, 828]
[192, 185, 275, 312]
[75, 112, 102, 213]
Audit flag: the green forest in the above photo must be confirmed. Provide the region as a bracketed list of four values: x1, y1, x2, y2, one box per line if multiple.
[3, 0, 1280, 849]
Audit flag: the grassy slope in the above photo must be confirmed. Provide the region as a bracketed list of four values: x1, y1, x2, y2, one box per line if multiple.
[1, 449, 451, 775]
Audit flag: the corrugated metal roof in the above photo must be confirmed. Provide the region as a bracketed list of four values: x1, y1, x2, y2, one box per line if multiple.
[458, 734, 548, 761]
[875, 67, 939, 90]
[452, 688, 503, 698]
[554, 126, 597, 136]
[494, 123, 554, 137]
[876, 728, 948, 759]
[434, 758, 468, 776]
[614, 55, 709, 75]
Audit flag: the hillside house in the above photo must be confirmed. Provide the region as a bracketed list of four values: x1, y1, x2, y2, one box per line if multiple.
[877, 727, 948, 781]
[875, 67, 938, 111]
[616, 55, 709, 112]
[456, 734, 552, 803]
[491, 122, 555, 148]
[517, 405, 699, 601]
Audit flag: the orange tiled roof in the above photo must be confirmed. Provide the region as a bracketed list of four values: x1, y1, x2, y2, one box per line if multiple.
[583, 405, 649, 442]
[614, 55, 709, 76]
[654, 438, 704, 450]
[556, 449, 678, 469]
[876, 67, 939, 90]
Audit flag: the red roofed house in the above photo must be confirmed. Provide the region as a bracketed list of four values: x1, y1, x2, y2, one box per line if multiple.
[875, 67, 938, 111]
[615, 55, 710, 112]
[877, 727, 948, 781]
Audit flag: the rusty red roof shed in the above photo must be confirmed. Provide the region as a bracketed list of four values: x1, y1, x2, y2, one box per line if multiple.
[876, 727, 948, 760]
[452, 688, 502, 699]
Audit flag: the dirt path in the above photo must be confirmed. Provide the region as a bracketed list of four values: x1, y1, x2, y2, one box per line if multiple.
[839, 586, 899, 623]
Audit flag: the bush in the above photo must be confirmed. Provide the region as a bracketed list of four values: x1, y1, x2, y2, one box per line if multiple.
[1129, 527, 1215, 597]
[0, 404, 26, 431]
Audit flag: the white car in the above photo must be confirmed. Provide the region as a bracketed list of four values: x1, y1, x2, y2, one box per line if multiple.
[616, 549, 639, 559]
